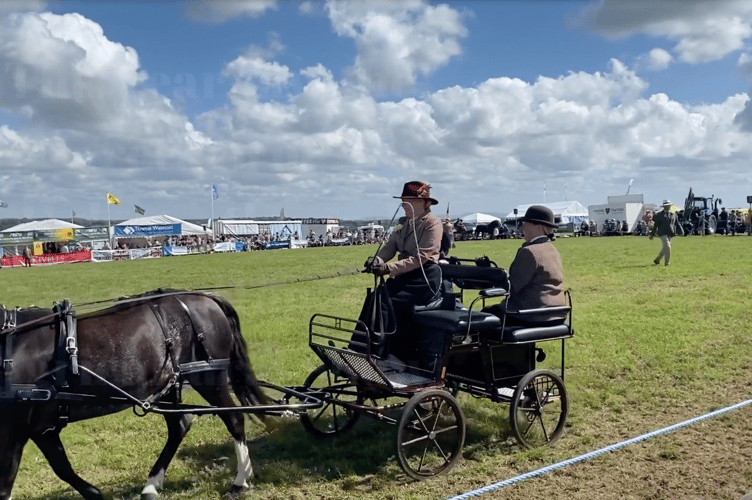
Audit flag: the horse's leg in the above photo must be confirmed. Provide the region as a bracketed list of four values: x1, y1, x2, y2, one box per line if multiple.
[31, 430, 104, 500]
[191, 381, 252, 494]
[0, 424, 29, 500]
[141, 414, 193, 500]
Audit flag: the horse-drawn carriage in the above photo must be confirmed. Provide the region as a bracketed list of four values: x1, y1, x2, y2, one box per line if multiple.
[303, 256, 573, 479]
[0, 257, 573, 497]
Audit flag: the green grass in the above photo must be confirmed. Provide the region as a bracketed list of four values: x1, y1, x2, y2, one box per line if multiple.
[3, 235, 752, 499]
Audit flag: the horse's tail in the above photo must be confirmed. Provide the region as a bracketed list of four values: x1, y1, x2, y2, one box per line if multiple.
[208, 294, 269, 407]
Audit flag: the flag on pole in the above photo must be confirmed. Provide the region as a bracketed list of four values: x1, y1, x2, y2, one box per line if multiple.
[212, 184, 219, 200]
[107, 192, 121, 205]
[0, 200, 7, 208]
[135, 204, 145, 215]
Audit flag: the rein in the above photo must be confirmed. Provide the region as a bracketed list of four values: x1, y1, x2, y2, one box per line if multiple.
[1, 267, 366, 334]
[70, 267, 367, 310]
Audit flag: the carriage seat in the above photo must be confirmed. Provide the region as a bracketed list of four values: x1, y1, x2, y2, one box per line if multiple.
[501, 323, 571, 343]
[413, 309, 502, 340]
[499, 305, 572, 344]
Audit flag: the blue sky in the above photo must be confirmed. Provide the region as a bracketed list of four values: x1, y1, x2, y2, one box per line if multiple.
[2, 0, 752, 221]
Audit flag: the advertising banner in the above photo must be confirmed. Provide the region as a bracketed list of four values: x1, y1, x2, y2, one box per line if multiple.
[0, 231, 35, 245]
[162, 245, 190, 256]
[114, 224, 181, 237]
[0, 227, 108, 245]
[36, 228, 75, 241]
[76, 227, 109, 241]
[1, 250, 91, 267]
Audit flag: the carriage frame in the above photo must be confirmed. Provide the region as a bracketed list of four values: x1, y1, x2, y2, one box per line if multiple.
[303, 256, 573, 479]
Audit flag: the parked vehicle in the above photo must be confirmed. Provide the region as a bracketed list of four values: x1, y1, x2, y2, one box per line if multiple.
[680, 187, 721, 235]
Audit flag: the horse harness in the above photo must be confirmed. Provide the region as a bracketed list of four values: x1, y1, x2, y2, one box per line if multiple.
[147, 295, 229, 404]
[0, 294, 230, 422]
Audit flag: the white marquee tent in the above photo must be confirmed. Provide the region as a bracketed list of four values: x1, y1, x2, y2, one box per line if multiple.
[2, 219, 84, 232]
[505, 201, 589, 225]
[459, 213, 502, 225]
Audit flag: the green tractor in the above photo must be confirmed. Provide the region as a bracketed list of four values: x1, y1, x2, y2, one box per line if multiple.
[680, 187, 721, 236]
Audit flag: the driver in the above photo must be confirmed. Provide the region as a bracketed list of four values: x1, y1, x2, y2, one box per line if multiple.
[366, 181, 443, 306]
[365, 181, 443, 361]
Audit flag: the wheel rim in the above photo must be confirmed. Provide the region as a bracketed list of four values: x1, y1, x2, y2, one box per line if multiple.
[300, 365, 362, 437]
[397, 390, 466, 480]
[510, 370, 567, 448]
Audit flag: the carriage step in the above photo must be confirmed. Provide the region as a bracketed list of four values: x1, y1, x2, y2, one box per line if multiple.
[497, 387, 515, 399]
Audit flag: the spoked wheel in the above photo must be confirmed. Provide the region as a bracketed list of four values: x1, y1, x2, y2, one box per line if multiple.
[300, 364, 362, 437]
[397, 389, 466, 480]
[509, 369, 568, 448]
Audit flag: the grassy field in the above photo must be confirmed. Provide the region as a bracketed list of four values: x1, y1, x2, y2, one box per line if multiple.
[3, 235, 752, 500]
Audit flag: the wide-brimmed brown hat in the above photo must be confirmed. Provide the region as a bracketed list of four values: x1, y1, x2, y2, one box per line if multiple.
[521, 205, 558, 228]
[394, 181, 438, 205]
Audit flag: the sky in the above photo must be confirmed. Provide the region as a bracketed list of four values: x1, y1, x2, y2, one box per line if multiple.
[2, 0, 752, 222]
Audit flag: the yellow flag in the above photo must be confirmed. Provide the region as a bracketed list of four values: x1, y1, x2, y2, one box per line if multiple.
[107, 192, 121, 205]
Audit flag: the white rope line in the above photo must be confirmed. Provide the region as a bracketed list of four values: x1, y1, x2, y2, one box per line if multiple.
[447, 397, 752, 500]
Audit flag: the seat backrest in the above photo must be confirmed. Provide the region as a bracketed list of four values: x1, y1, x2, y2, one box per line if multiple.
[439, 262, 509, 291]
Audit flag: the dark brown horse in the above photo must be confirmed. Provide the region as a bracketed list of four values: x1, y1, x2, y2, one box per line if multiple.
[0, 290, 267, 500]
[473, 219, 505, 239]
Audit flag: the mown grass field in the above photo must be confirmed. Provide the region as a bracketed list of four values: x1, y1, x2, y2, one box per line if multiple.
[3, 235, 752, 500]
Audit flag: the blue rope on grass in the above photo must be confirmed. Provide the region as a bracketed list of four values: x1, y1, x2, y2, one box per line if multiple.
[447, 397, 752, 500]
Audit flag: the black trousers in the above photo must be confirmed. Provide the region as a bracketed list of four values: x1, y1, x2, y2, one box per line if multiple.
[385, 265, 442, 360]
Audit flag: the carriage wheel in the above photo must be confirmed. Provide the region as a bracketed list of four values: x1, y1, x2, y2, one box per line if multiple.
[396, 389, 466, 480]
[509, 369, 568, 449]
[300, 364, 362, 437]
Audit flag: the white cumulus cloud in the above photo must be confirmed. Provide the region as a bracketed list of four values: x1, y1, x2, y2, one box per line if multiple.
[647, 48, 673, 70]
[580, 0, 752, 64]
[327, 0, 468, 91]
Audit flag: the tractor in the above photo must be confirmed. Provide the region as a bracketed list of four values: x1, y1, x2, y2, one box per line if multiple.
[680, 187, 721, 236]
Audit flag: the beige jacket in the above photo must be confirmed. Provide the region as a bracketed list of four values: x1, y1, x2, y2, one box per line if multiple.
[376, 211, 442, 277]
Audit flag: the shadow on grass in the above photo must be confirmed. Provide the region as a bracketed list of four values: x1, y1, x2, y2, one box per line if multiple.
[15, 402, 521, 500]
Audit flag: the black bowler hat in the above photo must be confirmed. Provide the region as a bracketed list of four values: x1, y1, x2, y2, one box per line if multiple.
[521, 205, 558, 228]
[394, 181, 438, 205]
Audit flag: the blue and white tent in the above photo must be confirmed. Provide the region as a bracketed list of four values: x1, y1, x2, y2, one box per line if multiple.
[115, 215, 211, 237]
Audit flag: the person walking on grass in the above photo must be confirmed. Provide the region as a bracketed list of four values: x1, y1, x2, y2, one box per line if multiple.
[650, 200, 683, 266]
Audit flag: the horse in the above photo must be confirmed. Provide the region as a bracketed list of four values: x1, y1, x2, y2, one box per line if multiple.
[0, 289, 267, 500]
[473, 219, 504, 239]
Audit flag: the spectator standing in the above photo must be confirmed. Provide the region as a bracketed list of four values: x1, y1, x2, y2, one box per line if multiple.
[650, 200, 683, 266]
[22, 246, 32, 267]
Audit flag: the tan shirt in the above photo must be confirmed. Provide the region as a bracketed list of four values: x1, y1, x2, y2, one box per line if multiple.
[376, 211, 442, 277]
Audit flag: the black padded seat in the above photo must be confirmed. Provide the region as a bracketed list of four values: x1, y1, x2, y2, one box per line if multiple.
[501, 324, 572, 344]
[413, 309, 502, 335]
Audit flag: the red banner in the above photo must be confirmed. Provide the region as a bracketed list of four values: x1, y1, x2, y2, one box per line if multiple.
[1, 250, 92, 268]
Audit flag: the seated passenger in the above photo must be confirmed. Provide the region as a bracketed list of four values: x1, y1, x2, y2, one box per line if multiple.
[486, 205, 565, 326]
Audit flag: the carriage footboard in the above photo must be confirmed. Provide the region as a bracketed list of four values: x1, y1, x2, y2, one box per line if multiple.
[309, 314, 435, 389]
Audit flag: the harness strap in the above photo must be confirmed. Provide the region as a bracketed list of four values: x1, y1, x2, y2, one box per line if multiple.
[0, 306, 15, 393]
[172, 296, 214, 362]
[52, 299, 78, 387]
[148, 303, 181, 374]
